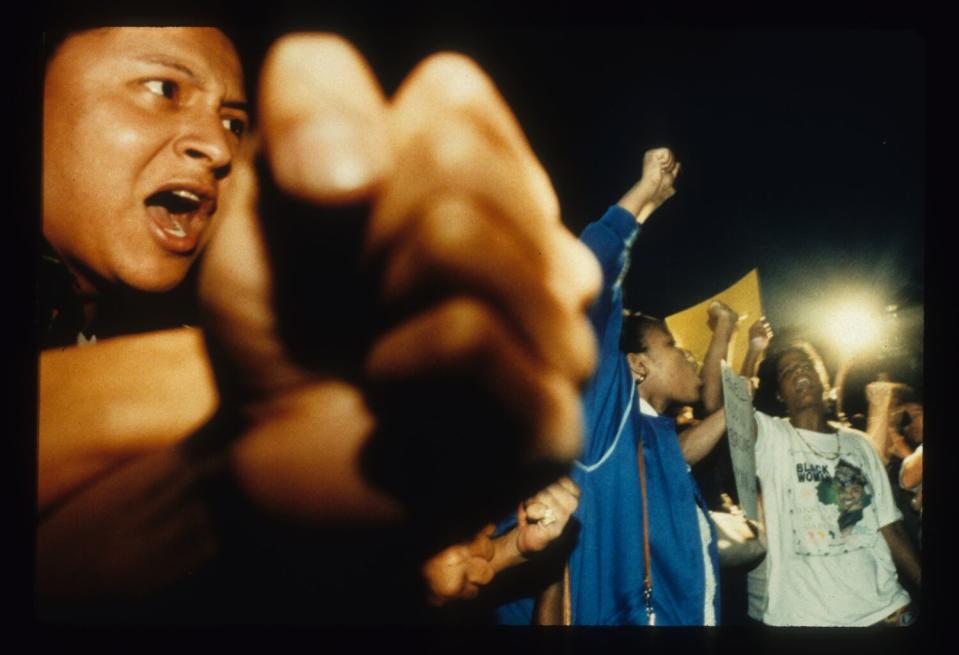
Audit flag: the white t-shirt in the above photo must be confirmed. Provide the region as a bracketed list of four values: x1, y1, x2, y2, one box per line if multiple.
[747, 412, 911, 626]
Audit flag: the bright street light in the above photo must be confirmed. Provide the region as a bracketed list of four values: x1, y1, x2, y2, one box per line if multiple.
[823, 297, 884, 357]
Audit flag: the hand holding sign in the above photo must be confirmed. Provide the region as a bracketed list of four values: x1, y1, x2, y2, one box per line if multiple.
[721, 360, 759, 521]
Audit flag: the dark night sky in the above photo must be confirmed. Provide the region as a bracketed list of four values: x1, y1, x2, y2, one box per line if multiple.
[355, 27, 925, 326]
[259, 20, 924, 389]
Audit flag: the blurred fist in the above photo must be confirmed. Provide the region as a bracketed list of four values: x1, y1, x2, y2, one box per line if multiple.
[198, 35, 601, 526]
[865, 381, 897, 406]
[422, 524, 496, 606]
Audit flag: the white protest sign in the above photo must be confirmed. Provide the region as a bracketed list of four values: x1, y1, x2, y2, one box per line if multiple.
[721, 360, 759, 521]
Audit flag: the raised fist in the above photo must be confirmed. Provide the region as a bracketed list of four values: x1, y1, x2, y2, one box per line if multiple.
[747, 317, 773, 351]
[707, 300, 740, 331]
[865, 380, 901, 407]
[198, 35, 602, 528]
[636, 147, 681, 218]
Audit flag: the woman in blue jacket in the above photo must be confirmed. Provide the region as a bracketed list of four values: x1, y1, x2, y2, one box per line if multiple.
[498, 148, 728, 625]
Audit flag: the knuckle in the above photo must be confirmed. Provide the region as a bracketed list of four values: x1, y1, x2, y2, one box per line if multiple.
[399, 54, 514, 159]
[265, 33, 358, 82]
[407, 52, 497, 113]
[436, 298, 499, 355]
[399, 119, 485, 189]
[416, 197, 482, 265]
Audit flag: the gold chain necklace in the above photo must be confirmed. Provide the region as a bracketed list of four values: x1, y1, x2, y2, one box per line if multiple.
[790, 423, 841, 461]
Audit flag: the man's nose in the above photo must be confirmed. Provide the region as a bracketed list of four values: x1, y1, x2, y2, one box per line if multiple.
[173, 112, 233, 175]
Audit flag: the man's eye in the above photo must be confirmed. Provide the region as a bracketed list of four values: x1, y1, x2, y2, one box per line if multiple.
[145, 79, 177, 99]
[222, 117, 246, 139]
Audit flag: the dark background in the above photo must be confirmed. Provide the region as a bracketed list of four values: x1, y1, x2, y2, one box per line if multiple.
[227, 12, 926, 407]
[20, 3, 942, 642]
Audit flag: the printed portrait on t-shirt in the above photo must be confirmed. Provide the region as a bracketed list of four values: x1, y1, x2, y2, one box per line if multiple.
[817, 460, 874, 536]
[788, 450, 879, 556]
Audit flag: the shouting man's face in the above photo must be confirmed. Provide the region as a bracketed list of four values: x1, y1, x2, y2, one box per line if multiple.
[776, 350, 826, 416]
[43, 28, 248, 294]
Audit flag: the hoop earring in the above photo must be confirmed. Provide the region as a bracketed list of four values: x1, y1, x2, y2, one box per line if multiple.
[635, 371, 647, 385]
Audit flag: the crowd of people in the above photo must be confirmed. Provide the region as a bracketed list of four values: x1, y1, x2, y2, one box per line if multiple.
[37, 26, 922, 627]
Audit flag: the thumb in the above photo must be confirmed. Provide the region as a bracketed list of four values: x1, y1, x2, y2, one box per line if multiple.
[524, 501, 549, 523]
[259, 34, 393, 205]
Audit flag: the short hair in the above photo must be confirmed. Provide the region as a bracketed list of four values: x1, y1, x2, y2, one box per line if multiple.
[42, 25, 260, 122]
[619, 310, 667, 355]
[755, 338, 832, 417]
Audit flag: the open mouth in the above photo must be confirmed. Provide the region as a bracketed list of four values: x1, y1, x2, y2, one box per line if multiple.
[144, 187, 216, 251]
[795, 376, 812, 393]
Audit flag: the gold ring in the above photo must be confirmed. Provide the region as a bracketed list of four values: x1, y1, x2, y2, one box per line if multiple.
[542, 508, 557, 526]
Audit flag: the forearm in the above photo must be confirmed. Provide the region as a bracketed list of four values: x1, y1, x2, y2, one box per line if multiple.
[617, 178, 660, 224]
[880, 521, 921, 589]
[865, 397, 893, 461]
[532, 578, 564, 625]
[679, 408, 727, 465]
[580, 207, 639, 292]
[740, 346, 764, 380]
[701, 321, 736, 413]
[39, 327, 219, 512]
[900, 449, 923, 490]
[580, 206, 639, 342]
[489, 527, 527, 575]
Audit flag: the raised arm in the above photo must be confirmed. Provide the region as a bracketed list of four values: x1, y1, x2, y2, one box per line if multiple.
[616, 148, 681, 224]
[578, 148, 681, 366]
[576, 149, 680, 468]
[864, 382, 902, 463]
[677, 301, 737, 464]
[740, 317, 773, 381]
[701, 301, 739, 413]
[678, 407, 727, 466]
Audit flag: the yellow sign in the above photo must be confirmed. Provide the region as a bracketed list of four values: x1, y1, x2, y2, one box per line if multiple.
[664, 269, 764, 374]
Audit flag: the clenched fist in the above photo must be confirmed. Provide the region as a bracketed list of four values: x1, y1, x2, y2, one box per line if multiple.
[617, 147, 681, 224]
[198, 35, 601, 530]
